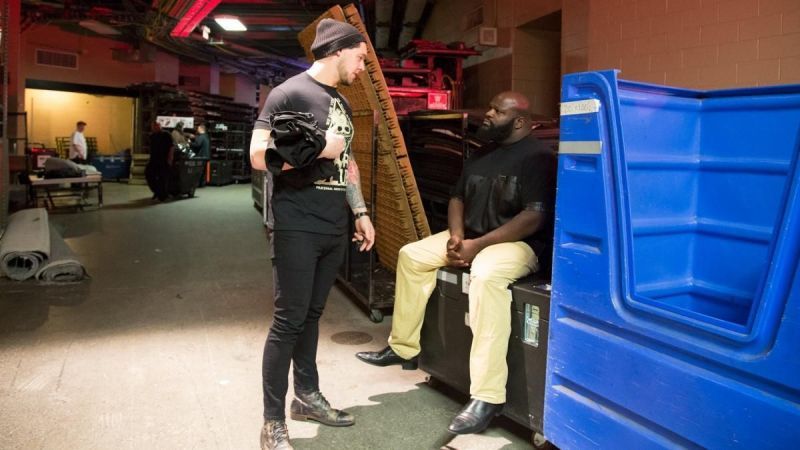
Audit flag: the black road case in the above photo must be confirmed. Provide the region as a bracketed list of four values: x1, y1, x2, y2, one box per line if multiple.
[209, 159, 233, 186]
[169, 158, 205, 198]
[419, 267, 552, 438]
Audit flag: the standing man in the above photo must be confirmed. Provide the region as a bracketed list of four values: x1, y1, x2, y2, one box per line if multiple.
[145, 121, 174, 201]
[190, 124, 210, 187]
[249, 18, 374, 450]
[69, 121, 88, 163]
[356, 92, 557, 435]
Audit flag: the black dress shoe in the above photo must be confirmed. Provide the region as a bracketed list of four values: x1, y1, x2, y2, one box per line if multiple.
[289, 390, 354, 427]
[355, 346, 418, 370]
[447, 399, 504, 434]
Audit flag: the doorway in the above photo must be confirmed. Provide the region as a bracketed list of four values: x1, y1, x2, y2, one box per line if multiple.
[514, 11, 562, 118]
[25, 89, 135, 157]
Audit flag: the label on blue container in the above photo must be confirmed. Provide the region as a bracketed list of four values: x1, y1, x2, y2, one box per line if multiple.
[559, 141, 602, 154]
[560, 99, 601, 116]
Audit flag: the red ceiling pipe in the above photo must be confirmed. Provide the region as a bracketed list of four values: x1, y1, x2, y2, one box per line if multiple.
[170, 0, 222, 37]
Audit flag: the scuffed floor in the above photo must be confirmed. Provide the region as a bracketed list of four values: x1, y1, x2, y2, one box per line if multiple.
[0, 183, 532, 449]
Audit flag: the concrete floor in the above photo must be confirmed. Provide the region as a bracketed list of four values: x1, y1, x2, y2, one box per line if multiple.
[0, 183, 533, 450]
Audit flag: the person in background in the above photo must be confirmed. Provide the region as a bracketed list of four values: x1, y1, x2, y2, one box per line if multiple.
[69, 121, 88, 163]
[171, 121, 188, 148]
[249, 18, 373, 450]
[190, 124, 211, 187]
[356, 91, 557, 436]
[146, 121, 174, 201]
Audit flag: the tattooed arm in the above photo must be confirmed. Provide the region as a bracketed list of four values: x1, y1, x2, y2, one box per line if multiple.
[347, 158, 375, 251]
[346, 158, 367, 214]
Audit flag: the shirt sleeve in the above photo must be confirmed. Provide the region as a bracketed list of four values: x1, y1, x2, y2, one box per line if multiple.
[72, 132, 84, 149]
[520, 149, 557, 213]
[254, 88, 291, 131]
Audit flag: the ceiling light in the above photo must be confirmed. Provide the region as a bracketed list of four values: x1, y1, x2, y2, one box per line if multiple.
[214, 16, 247, 32]
[79, 20, 121, 35]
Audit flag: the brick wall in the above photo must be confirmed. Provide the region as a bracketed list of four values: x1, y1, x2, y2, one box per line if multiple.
[512, 28, 561, 117]
[586, 0, 800, 88]
[463, 54, 513, 109]
[563, 0, 591, 74]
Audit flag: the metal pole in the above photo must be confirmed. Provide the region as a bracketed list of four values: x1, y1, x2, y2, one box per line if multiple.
[1, 0, 11, 229]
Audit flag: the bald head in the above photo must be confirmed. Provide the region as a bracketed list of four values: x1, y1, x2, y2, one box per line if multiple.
[479, 91, 533, 144]
[495, 91, 532, 119]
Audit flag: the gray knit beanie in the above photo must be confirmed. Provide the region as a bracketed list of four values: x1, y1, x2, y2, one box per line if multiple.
[311, 18, 366, 59]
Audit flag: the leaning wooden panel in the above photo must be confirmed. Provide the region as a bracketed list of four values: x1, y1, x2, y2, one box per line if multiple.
[298, 4, 430, 272]
[350, 112, 374, 204]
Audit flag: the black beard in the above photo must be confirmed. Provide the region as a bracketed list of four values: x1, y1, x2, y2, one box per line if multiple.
[475, 119, 515, 143]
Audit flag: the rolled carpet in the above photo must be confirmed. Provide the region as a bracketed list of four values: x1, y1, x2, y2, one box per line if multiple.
[36, 225, 87, 282]
[0, 208, 51, 280]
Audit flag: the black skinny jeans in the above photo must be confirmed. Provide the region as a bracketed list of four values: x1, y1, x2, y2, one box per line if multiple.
[262, 229, 347, 420]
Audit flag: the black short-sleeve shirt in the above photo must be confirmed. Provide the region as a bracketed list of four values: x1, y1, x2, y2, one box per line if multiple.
[452, 135, 557, 258]
[254, 72, 355, 235]
[148, 131, 173, 167]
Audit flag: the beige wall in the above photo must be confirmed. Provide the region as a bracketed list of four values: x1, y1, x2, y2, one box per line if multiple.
[512, 28, 561, 117]
[25, 89, 134, 155]
[233, 74, 258, 106]
[22, 25, 158, 87]
[425, 0, 800, 108]
[179, 63, 213, 93]
[154, 52, 180, 85]
[585, 0, 800, 88]
[221, 74, 258, 106]
[562, 0, 590, 74]
[464, 55, 514, 109]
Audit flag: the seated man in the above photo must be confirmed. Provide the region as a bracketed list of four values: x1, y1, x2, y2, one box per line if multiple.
[356, 91, 557, 435]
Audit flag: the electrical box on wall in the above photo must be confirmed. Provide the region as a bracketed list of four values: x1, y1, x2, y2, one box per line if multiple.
[479, 27, 498, 46]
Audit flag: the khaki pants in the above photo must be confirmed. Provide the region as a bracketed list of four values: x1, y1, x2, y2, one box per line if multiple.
[388, 230, 538, 404]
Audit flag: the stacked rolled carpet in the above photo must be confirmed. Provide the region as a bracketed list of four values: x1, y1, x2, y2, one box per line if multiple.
[0, 208, 50, 280]
[0, 208, 87, 282]
[35, 225, 87, 282]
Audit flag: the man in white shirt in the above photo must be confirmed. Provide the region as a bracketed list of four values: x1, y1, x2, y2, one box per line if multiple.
[69, 121, 88, 163]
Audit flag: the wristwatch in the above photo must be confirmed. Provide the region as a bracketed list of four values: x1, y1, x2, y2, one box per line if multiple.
[354, 211, 369, 220]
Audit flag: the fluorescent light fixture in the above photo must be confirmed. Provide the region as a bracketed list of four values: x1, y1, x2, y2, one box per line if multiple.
[214, 16, 247, 31]
[79, 20, 121, 35]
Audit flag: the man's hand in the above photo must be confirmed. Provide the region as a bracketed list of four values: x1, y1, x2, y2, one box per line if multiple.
[320, 129, 346, 159]
[446, 235, 462, 252]
[447, 238, 482, 268]
[352, 215, 375, 251]
[446, 234, 469, 267]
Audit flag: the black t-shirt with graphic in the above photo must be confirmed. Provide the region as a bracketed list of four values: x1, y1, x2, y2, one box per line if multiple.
[452, 134, 557, 259]
[254, 72, 354, 235]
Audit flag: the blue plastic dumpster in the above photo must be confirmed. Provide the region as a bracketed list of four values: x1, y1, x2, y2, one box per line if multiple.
[546, 70, 800, 449]
[90, 155, 131, 181]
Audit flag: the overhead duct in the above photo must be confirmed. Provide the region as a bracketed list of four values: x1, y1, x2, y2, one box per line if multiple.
[398, 0, 427, 49]
[374, 0, 393, 50]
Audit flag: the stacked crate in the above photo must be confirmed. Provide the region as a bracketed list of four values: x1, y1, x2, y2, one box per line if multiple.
[129, 83, 255, 186]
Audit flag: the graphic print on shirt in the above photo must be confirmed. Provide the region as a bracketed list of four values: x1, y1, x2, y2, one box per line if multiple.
[315, 97, 353, 191]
